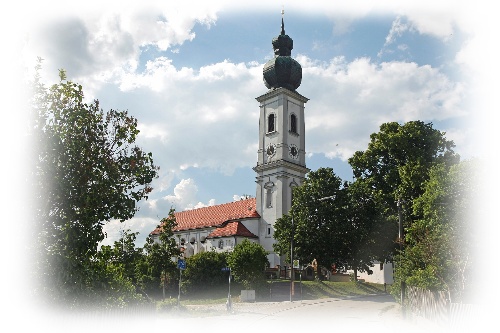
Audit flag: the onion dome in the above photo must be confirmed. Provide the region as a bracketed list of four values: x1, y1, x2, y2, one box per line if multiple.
[263, 16, 302, 91]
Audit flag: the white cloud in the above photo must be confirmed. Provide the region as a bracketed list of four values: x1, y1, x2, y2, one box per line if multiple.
[143, 178, 216, 214]
[299, 56, 466, 160]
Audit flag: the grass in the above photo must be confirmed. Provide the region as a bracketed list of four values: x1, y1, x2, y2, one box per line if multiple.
[171, 280, 391, 305]
[298, 280, 389, 299]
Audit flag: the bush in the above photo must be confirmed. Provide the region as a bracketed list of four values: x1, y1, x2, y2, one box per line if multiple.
[227, 239, 269, 290]
[182, 251, 229, 294]
[156, 298, 182, 312]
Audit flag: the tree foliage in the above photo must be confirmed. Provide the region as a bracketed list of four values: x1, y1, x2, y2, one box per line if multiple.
[392, 160, 478, 301]
[227, 239, 269, 290]
[349, 121, 459, 210]
[31, 63, 159, 307]
[94, 229, 146, 307]
[348, 121, 460, 260]
[273, 168, 385, 279]
[274, 168, 345, 273]
[182, 251, 229, 294]
[140, 209, 180, 298]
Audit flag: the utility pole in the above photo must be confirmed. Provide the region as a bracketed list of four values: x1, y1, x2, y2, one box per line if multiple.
[397, 199, 406, 318]
[290, 212, 294, 302]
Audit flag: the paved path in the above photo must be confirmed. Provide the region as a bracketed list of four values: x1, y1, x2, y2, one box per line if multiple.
[154, 294, 444, 332]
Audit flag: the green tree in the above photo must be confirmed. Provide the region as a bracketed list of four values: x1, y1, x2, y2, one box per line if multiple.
[182, 251, 229, 294]
[274, 168, 345, 277]
[140, 208, 179, 299]
[342, 179, 386, 280]
[348, 121, 460, 262]
[392, 160, 478, 302]
[94, 231, 146, 307]
[227, 239, 269, 290]
[349, 121, 458, 207]
[273, 167, 384, 280]
[31, 63, 159, 307]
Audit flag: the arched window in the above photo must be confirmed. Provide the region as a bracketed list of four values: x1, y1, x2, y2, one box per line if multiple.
[290, 114, 297, 133]
[264, 181, 274, 208]
[268, 114, 275, 133]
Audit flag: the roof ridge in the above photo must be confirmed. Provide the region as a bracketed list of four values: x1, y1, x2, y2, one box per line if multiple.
[178, 197, 256, 214]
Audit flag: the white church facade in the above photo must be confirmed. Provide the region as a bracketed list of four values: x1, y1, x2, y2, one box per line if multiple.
[150, 16, 393, 285]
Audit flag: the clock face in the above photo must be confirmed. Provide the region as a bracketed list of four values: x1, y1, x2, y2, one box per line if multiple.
[289, 144, 298, 159]
[266, 143, 276, 157]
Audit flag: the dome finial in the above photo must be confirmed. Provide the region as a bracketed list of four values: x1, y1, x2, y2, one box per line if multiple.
[263, 8, 302, 91]
[281, 7, 285, 35]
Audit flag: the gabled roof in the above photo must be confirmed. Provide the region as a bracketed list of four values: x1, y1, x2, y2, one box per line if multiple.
[150, 198, 259, 235]
[207, 221, 258, 239]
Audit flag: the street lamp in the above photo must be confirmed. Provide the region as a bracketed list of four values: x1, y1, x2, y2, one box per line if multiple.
[290, 211, 294, 302]
[397, 198, 406, 318]
[318, 195, 336, 202]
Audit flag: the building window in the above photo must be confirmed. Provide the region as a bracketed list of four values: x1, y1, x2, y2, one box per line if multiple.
[379, 262, 384, 270]
[266, 188, 272, 208]
[266, 224, 272, 237]
[268, 113, 275, 133]
[218, 240, 224, 249]
[264, 181, 274, 208]
[290, 114, 297, 133]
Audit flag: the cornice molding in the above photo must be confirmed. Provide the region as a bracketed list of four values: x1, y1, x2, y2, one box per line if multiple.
[256, 87, 309, 104]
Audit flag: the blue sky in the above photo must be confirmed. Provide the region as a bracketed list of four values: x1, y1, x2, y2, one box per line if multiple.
[10, 0, 497, 251]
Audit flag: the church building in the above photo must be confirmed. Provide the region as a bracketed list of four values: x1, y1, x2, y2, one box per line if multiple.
[150, 16, 309, 269]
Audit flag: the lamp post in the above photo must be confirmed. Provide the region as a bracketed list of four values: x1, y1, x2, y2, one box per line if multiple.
[397, 198, 406, 318]
[227, 267, 232, 312]
[290, 211, 294, 302]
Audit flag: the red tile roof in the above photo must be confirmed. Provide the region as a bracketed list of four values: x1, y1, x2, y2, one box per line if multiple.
[207, 221, 258, 238]
[150, 198, 259, 235]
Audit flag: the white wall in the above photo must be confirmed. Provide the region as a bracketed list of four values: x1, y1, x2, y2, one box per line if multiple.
[349, 261, 394, 284]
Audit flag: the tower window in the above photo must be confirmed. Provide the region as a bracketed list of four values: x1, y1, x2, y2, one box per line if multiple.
[264, 181, 274, 208]
[266, 188, 272, 208]
[268, 114, 275, 133]
[290, 114, 297, 133]
[266, 224, 272, 237]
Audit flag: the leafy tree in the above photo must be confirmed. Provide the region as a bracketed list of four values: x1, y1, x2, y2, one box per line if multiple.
[140, 208, 179, 299]
[227, 239, 269, 290]
[94, 232, 146, 308]
[31, 63, 159, 307]
[342, 180, 387, 280]
[274, 168, 345, 277]
[274, 167, 385, 280]
[392, 160, 478, 302]
[182, 251, 229, 294]
[348, 121, 460, 262]
[98, 229, 143, 283]
[349, 120, 458, 207]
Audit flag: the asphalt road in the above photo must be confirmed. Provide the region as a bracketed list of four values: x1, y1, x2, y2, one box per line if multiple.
[154, 294, 444, 332]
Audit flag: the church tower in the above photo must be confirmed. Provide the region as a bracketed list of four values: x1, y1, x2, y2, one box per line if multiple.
[254, 14, 309, 267]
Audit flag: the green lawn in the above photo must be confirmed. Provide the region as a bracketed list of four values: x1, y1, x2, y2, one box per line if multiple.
[298, 280, 390, 299]
[176, 280, 392, 305]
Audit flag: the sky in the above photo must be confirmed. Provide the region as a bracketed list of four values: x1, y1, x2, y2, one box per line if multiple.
[2, 0, 500, 329]
[9, 0, 497, 250]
